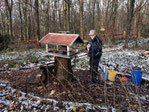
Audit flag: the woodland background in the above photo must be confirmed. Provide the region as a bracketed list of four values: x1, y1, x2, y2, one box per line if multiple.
[0, 1, 149, 111]
[0, 0, 149, 48]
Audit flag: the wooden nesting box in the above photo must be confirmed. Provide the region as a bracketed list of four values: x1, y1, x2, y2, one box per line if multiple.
[39, 33, 84, 82]
[39, 33, 84, 58]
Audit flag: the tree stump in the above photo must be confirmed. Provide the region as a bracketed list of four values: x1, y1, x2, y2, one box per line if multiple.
[39, 65, 54, 84]
[54, 57, 75, 82]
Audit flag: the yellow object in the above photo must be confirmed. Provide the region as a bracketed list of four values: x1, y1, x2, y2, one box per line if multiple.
[72, 106, 76, 111]
[108, 70, 117, 81]
[83, 40, 88, 43]
[138, 32, 141, 39]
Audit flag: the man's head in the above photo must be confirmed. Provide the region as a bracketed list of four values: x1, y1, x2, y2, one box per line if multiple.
[89, 30, 97, 39]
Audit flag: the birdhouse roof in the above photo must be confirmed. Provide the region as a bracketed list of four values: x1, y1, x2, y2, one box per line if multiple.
[39, 33, 83, 46]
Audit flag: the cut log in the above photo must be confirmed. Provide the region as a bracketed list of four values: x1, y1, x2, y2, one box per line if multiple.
[54, 57, 75, 82]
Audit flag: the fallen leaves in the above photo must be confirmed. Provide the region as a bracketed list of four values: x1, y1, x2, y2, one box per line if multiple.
[49, 90, 56, 96]
[53, 81, 57, 85]
[0, 68, 149, 111]
[141, 51, 149, 56]
[36, 86, 43, 90]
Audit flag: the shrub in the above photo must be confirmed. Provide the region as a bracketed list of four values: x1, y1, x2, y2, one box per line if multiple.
[0, 34, 10, 50]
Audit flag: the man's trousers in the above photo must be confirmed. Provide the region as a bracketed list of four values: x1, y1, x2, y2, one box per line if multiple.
[90, 57, 100, 83]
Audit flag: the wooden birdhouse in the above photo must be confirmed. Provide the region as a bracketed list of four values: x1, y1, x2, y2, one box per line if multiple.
[39, 33, 84, 58]
[39, 33, 84, 82]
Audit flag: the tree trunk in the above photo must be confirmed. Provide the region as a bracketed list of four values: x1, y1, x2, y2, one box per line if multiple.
[54, 57, 74, 82]
[6, 14, 9, 34]
[92, 0, 96, 28]
[28, 12, 31, 40]
[0, 12, 5, 34]
[105, 0, 110, 28]
[28, 0, 32, 40]
[5, 0, 13, 40]
[63, 0, 70, 31]
[88, 0, 91, 30]
[135, 0, 144, 47]
[58, 0, 62, 31]
[45, 0, 50, 34]
[112, 0, 118, 44]
[134, 14, 138, 47]
[66, 0, 70, 31]
[97, 0, 101, 29]
[124, 0, 135, 48]
[35, 0, 40, 40]
[18, 0, 24, 40]
[80, 0, 84, 39]
[52, 0, 57, 32]
[22, 0, 28, 41]
[71, 1, 75, 33]
[63, 0, 67, 30]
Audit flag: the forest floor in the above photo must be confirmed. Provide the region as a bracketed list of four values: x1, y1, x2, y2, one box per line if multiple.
[0, 38, 149, 112]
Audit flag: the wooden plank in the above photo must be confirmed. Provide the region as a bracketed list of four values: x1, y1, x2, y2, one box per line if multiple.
[46, 52, 78, 59]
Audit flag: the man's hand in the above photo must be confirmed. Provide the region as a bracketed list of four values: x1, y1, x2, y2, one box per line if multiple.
[87, 44, 91, 51]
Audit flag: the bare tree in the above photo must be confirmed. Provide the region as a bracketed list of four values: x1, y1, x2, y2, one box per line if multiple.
[96, 0, 101, 29]
[134, 0, 147, 46]
[58, 0, 62, 31]
[1, 0, 149, 45]
[52, 0, 57, 32]
[70, 0, 77, 33]
[45, 0, 50, 34]
[35, 0, 40, 40]
[104, 0, 111, 29]
[5, 0, 13, 40]
[0, 1, 7, 34]
[92, 0, 96, 28]
[22, 0, 29, 40]
[18, 0, 23, 40]
[63, 0, 70, 31]
[64, 0, 70, 31]
[124, 0, 135, 48]
[111, 0, 118, 43]
[80, 0, 84, 39]
[63, 0, 67, 30]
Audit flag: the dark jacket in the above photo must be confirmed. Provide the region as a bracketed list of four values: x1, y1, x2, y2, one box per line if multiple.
[88, 35, 103, 59]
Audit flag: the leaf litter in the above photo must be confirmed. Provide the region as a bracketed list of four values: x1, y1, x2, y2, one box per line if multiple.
[0, 38, 149, 111]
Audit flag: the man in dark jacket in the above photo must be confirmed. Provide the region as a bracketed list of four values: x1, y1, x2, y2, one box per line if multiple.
[87, 30, 103, 83]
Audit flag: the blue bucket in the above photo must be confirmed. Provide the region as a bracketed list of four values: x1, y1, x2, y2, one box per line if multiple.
[131, 67, 142, 85]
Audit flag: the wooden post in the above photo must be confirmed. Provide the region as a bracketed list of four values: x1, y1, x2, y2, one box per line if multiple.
[36, 37, 39, 46]
[57, 45, 59, 50]
[67, 46, 70, 56]
[46, 44, 48, 52]
[123, 31, 126, 40]
[138, 32, 141, 39]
